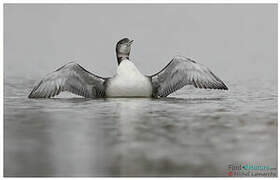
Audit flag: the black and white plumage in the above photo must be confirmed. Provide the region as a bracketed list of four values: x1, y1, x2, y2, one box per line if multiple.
[28, 38, 228, 99]
[150, 56, 228, 98]
[28, 62, 106, 98]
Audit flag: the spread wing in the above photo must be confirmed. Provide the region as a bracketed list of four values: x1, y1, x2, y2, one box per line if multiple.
[150, 56, 228, 97]
[28, 62, 107, 98]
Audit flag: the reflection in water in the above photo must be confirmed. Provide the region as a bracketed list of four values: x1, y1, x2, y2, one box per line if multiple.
[112, 99, 155, 175]
[105, 98, 221, 176]
[4, 79, 278, 176]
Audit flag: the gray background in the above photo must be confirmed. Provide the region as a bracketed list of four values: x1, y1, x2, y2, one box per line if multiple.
[4, 4, 277, 84]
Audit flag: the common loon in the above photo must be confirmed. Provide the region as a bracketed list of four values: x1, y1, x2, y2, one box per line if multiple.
[28, 38, 228, 98]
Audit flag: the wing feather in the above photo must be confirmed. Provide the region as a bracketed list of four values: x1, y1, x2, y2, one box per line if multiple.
[150, 56, 228, 97]
[28, 62, 107, 98]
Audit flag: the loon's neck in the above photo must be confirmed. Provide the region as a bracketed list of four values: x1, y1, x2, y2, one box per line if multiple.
[116, 59, 140, 76]
[117, 53, 130, 65]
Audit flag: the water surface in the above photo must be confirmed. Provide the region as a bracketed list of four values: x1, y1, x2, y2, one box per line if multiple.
[4, 77, 277, 176]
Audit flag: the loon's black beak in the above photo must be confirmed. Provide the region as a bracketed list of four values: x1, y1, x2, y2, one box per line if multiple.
[128, 40, 134, 45]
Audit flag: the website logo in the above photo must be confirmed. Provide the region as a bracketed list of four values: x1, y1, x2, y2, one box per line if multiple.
[227, 161, 277, 177]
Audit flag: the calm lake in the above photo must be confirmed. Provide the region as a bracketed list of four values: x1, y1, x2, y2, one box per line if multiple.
[4, 77, 277, 176]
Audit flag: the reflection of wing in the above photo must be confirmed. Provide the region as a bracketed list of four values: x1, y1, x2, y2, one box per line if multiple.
[150, 56, 228, 97]
[28, 62, 107, 98]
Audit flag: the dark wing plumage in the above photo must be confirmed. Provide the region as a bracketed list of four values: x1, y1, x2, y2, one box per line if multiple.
[28, 62, 107, 98]
[150, 56, 228, 97]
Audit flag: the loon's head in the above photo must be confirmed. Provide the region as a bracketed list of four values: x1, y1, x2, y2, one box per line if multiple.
[116, 38, 134, 65]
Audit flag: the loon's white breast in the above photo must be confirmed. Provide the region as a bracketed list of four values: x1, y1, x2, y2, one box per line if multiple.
[105, 60, 153, 97]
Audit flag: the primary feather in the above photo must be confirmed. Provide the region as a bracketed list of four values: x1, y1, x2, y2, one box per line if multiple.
[28, 62, 106, 98]
[150, 56, 228, 97]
